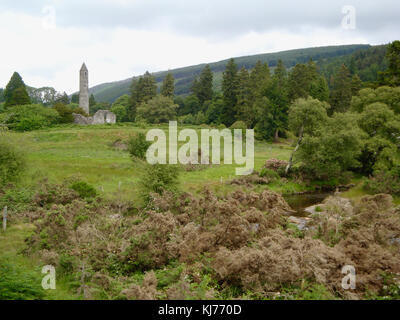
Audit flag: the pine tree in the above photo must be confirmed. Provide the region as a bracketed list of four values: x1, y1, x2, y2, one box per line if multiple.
[329, 64, 352, 113]
[236, 67, 252, 126]
[351, 74, 362, 96]
[221, 58, 239, 126]
[385, 40, 400, 86]
[197, 65, 213, 105]
[161, 73, 175, 98]
[8, 87, 31, 107]
[249, 61, 270, 101]
[273, 60, 287, 88]
[4, 72, 30, 107]
[89, 94, 96, 107]
[129, 71, 157, 121]
[71, 93, 79, 104]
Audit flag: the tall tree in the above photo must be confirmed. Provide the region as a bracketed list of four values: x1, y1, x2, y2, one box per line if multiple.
[71, 93, 79, 104]
[221, 58, 239, 126]
[161, 73, 175, 98]
[249, 61, 270, 102]
[329, 64, 352, 113]
[4, 72, 30, 107]
[236, 67, 252, 126]
[351, 74, 362, 96]
[197, 65, 214, 106]
[129, 71, 157, 121]
[384, 40, 400, 86]
[89, 94, 96, 108]
[8, 87, 31, 107]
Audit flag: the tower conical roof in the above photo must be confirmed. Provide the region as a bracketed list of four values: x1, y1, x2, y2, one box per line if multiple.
[80, 63, 88, 71]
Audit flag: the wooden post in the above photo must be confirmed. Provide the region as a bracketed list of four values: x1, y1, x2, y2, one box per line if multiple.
[2, 206, 7, 232]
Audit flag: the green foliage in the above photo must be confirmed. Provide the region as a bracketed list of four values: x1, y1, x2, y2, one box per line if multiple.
[128, 133, 151, 160]
[379, 41, 400, 87]
[129, 71, 157, 121]
[139, 164, 180, 199]
[288, 97, 329, 135]
[230, 120, 247, 130]
[329, 64, 352, 113]
[259, 168, 280, 180]
[364, 165, 400, 196]
[70, 181, 97, 199]
[296, 113, 364, 179]
[0, 258, 45, 300]
[3, 72, 30, 107]
[54, 103, 87, 123]
[221, 58, 239, 126]
[195, 65, 214, 105]
[161, 73, 175, 98]
[0, 137, 26, 186]
[0, 104, 60, 131]
[351, 86, 400, 114]
[136, 95, 177, 124]
[90, 45, 368, 103]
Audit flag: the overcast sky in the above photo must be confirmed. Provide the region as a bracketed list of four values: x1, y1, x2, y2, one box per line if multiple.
[0, 0, 399, 94]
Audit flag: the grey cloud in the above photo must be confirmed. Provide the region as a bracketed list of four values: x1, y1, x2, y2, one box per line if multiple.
[1, 0, 399, 40]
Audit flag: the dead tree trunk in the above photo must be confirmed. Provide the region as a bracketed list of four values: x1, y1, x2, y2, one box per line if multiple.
[285, 126, 304, 175]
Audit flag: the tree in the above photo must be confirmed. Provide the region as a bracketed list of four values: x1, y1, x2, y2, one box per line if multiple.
[111, 94, 130, 122]
[129, 71, 157, 121]
[0, 88, 5, 103]
[249, 61, 270, 102]
[8, 87, 31, 107]
[286, 97, 329, 173]
[351, 86, 400, 114]
[351, 74, 362, 96]
[287, 63, 317, 101]
[4, 72, 30, 107]
[329, 64, 352, 113]
[71, 93, 79, 104]
[89, 94, 96, 108]
[136, 95, 178, 124]
[310, 76, 330, 102]
[383, 40, 400, 86]
[297, 113, 364, 179]
[55, 92, 70, 105]
[161, 73, 175, 98]
[196, 65, 214, 106]
[235, 67, 252, 126]
[221, 58, 239, 126]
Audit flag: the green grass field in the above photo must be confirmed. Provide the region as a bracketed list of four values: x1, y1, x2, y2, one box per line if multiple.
[5, 124, 294, 201]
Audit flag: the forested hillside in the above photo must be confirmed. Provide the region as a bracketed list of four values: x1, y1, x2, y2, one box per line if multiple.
[90, 44, 370, 103]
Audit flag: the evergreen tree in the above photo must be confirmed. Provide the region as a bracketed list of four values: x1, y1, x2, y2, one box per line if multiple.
[221, 58, 239, 126]
[197, 65, 214, 105]
[329, 64, 352, 113]
[71, 93, 79, 104]
[4, 72, 30, 107]
[273, 60, 287, 88]
[310, 76, 330, 102]
[351, 74, 362, 96]
[385, 40, 400, 86]
[249, 60, 270, 101]
[129, 71, 157, 121]
[89, 94, 96, 107]
[236, 67, 252, 126]
[161, 73, 175, 98]
[8, 87, 31, 107]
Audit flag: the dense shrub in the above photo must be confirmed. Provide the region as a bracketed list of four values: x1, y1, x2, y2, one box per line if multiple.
[128, 133, 152, 160]
[0, 138, 25, 186]
[0, 259, 45, 300]
[230, 121, 247, 130]
[0, 104, 60, 131]
[139, 164, 180, 199]
[364, 166, 400, 195]
[70, 181, 97, 199]
[136, 96, 177, 124]
[54, 103, 87, 123]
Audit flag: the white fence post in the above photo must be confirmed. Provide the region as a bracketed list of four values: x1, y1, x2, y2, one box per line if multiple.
[2, 206, 7, 232]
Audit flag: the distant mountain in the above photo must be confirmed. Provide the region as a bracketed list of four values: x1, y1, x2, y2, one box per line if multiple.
[89, 44, 371, 103]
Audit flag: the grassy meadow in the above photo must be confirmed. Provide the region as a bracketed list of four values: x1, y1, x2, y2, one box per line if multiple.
[5, 123, 297, 201]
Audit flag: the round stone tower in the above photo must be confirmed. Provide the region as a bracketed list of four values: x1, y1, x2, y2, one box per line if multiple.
[79, 63, 89, 114]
